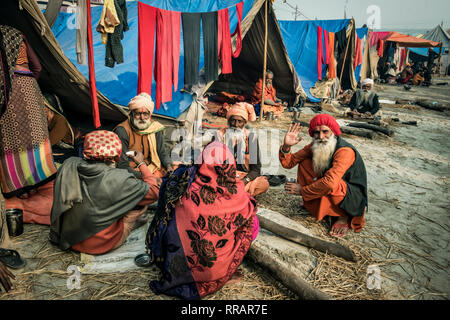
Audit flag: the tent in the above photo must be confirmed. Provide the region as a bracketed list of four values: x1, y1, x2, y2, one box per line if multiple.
[410, 25, 450, 74]
[278, 19, 359, 103]
[0, 0, 128, 130]
[206, 0, 305, 106]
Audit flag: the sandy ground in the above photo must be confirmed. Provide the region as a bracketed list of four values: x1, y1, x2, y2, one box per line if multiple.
[1, 78, 449, 300]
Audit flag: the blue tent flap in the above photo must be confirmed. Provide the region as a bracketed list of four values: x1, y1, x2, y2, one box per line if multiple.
[279, 19, 350, 102]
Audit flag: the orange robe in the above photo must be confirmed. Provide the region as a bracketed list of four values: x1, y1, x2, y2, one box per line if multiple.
[71, 164, 160, 254]
[251, 78, 284, 116]
[279, 144, 365, 232]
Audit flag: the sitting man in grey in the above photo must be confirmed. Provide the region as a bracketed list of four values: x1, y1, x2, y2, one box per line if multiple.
[344, 78, 381, 119]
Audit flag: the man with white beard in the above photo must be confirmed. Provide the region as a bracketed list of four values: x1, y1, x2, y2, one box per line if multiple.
[114, 93, 173, 180]
[216, 103, 269, 197]
[344, 78, 382, 119]
[279, 114, 368, 238]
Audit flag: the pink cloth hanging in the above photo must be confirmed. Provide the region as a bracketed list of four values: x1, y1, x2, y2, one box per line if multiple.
[137, 2, 156, 95]
[399, 48, 407, 70]
[86, 0, 100, 128]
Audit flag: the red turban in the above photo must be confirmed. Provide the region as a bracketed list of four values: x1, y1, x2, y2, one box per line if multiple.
[308, 114, 342, 137]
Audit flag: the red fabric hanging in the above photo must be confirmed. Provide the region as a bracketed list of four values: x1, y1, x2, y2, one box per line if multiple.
[137, 2, 156, 95]
[317, 26, 324, 80]
[399, 48, 407, 70]
[323, 29, 330, 65]
[231, 1, 243, 58]
[377, 39, 385, 57]
[218, 8, 233, 74]
[86, 0, 100, 128]
[353, 36, 362, 68]
[171, 12, 181, 92]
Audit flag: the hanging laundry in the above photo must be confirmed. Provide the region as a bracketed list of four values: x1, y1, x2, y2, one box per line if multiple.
[317, 26, 324, 80]
[377, 39, 385, 57]
[218, 8, 232, 74]
[181, 13, 201, 86]
[328, 32, 336, 79]
[353, 36, 362, 69]
[335, 28, 347, 56]
[154, 9, 181, 109]
[104, 0, 129, 68]
[323, 29, 330, 65]
[76, 0, 88, 65]
[137, 2, 156, 95]
[231, 1, 244, 58]
[399, 48, 407, 70]
[218, 2, 244, 74]
[201, 12, 219, 83]
[96, 0, 119, 45]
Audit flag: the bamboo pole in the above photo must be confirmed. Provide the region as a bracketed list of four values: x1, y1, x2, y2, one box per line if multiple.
[259, 0, 268, 121]
[339, 26, 352, 91]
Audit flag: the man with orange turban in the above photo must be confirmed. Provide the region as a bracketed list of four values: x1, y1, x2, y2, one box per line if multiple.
[251, 70, 287, 117]
[114, 93, 173, 180]
[216, 103, 269, 197]
[279, 114, 367, 237]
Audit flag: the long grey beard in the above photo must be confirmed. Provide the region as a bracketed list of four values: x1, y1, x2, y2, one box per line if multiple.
[311, 135, 337, 176]
[131, 117, 151, 131]
[361, 90, 372, 104]
[223, 128, 246, 155]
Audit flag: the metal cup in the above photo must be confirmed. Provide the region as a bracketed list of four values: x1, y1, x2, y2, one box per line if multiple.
[6, 209, 23, 237]
[286, 178, 296, 183]
[267, 111, 274, 121]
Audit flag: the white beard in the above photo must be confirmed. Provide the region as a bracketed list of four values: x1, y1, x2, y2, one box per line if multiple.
[131, 117, 151, 131]
[311, 134, 337, 176]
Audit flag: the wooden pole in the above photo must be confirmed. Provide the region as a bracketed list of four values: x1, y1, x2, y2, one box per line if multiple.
[259, 0, 268, 121]
[438, 44, 443, 75]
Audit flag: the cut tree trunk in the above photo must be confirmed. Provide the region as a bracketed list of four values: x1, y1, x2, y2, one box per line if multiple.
[257, 214, 357, 262]
[340, 126, 376, 139]
[247, 245, 331, 300]
[347, 122, 394, 136]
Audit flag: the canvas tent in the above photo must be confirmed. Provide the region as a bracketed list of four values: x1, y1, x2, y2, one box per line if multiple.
[410, 25, 450, 74]
[278, 19, 359, 103]
[206, 0, 305, 106]
[0, 0, 128, 130]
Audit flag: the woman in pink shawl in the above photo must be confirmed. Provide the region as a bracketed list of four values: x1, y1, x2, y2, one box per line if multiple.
[146, 142, 258, 299]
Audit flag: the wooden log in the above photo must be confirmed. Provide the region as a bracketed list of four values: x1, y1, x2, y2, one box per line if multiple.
[247, 245, 331, 300]
[415, 99, 448, 112]
[340, 126, 376, 139]
[257, 215, 357, 262]
[347, 122, 394, 136]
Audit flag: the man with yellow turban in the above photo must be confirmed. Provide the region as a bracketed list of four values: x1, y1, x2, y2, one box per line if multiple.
[114, 93, 173, 180]
[216, 103, 269, 197]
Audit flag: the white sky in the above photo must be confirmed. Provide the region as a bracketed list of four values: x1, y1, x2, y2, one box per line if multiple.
[273, 0, 450, 30]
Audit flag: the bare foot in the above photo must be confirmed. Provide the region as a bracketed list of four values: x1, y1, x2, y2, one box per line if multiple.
[329, 217, 349, 238]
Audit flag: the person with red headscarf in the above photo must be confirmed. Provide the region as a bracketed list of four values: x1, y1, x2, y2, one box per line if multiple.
[215, 103, 269, 197]
[146, 142, 258, 299]
[50, 130, 161, 254]
[279, 115, 367, 237]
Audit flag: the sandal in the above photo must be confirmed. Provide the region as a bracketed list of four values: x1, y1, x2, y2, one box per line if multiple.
[0, 248, 26, 269]
[134, 253, 153, 268]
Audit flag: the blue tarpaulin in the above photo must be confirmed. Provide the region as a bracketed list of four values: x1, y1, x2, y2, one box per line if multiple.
[279, 19, 350, 102]
[52, 0, 253, 119]
[138, 0, 244, 12]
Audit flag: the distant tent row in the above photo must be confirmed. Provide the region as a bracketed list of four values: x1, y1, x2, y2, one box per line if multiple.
[413, 25, 450, 75]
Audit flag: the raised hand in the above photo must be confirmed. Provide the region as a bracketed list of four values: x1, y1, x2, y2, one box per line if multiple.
[283, 123, 303, 147]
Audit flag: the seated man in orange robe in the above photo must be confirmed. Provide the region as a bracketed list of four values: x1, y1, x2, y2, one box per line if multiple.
[50, 130, 161, 255]
[216, 103, 269, 197]
[279, 115, 367, 237]
[251, 70, 286, 117]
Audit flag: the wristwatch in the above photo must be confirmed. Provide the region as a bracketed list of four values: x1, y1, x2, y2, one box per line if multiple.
[244, 177, 251, 183]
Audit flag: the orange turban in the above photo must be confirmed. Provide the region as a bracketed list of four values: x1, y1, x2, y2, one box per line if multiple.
[226, 102, 257, 123]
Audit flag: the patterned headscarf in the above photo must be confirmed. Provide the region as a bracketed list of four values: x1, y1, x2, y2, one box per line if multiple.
[83, 130, 122, 163]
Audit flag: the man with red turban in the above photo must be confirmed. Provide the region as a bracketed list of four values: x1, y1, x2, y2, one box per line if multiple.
[279, 114, 367, 237]
[216, 103, 269, 197]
